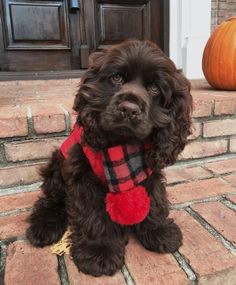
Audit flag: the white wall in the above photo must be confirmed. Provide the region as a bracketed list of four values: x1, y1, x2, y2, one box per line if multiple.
[169, 0, 211, 79]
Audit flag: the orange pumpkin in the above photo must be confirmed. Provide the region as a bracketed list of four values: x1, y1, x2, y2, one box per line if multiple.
[202, 16, 236, 90]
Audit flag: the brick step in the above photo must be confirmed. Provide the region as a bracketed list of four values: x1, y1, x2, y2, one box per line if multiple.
[0, 79, 236, 188]
[0, 157, 236, 284]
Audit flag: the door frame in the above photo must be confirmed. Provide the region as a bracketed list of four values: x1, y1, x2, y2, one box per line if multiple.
[169, 0, 211, 79]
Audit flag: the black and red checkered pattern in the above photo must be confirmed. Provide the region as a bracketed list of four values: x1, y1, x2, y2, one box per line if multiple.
[102, 144, 151, 193]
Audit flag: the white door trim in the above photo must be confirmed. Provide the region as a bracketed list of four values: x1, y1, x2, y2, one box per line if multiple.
[169, 0, 212, 79]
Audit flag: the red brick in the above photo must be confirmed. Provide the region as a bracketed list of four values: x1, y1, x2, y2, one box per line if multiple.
[223, 174, 236, 186]
[167, 178, 234, 205]
[64, 255, 126, 285]
[172, 211, 236, 285]
[0, 79, 77, 106]
[192, 93, 213, 118]
[203, 119, 236, 137]
[0, 212, 29, 239]
[188, 122, 202, 140]
[190, 80, 212, 90]
[31, 104, 66, 134]
[125, 238, 188, 285]
[165, 166, 212, 184]
[0, 106, 28, 138]
[4, 138, 64, 162]
[227, 195, 236, 204]
[5, 241, 60, 285]
[180, 140, 228, 160]
[0, 163, 43, 187]
[205, 158, 236, 174]
[0, 191, 40, 213]
[192, 202, 236, 245]
[214, 99, 236, 115]
[230, 137, 236, 152]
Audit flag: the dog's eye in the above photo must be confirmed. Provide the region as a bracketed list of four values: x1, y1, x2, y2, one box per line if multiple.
[149, 83, 160, 95]
[111, 73, 124, 84]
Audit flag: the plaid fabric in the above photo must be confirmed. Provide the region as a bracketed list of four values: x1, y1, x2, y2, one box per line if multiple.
[102, 144, 151, 193]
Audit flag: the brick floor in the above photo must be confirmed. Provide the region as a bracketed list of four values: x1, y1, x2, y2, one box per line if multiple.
[0, 156, 236, 284]
[172, 210, 236, 285]
[64, 255, 126, 285]
[205, 158, 236, 175]
[125, 238, 189, 285]
[192, 202, 236, 245]
[4, 241, 60, 285]
[0, 79, 236, 283]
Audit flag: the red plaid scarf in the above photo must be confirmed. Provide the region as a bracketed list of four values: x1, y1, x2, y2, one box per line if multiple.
[61, 124, 151, 225]
[103, 144, 151, 192]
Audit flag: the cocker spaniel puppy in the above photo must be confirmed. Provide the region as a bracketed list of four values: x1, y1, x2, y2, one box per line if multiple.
[26, 40, 192, 276]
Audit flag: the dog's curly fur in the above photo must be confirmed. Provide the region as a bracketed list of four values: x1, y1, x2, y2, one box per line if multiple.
[26, 40, 192, 276]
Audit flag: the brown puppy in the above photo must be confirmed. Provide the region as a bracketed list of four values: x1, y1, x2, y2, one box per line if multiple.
[26, 40, 193, 277]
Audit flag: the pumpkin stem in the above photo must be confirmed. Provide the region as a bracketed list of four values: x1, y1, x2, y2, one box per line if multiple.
[226, 16, 236, 22]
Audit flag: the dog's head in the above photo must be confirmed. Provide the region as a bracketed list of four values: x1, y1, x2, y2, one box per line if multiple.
[74, 40, 192, 168]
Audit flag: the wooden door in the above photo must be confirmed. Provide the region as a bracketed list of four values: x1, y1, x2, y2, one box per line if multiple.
[0, 0, 83, 71]
[0, 0, 167, 72]
[83, 0, 167, 53]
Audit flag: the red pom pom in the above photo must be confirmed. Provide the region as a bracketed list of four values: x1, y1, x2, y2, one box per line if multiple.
[106, 186, 150, 225]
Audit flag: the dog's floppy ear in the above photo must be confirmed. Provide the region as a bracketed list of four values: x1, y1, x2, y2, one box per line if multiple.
[72, 49, 109, 149]
[73, 49, 107, 113]
[149, 70, 193, 169]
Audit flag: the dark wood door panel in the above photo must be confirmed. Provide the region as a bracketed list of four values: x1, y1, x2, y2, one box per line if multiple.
[5, 50, 72, 71]
[0, 0, 167, 72]
[0, 0, 83, 71]
[2, 0, 70, 50]
[83, 0, 164, 53]
[98, 3, 151, 46]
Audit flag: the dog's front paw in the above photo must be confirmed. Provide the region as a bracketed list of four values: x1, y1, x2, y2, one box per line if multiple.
[26, 198, 67, 247]
[71, 242, 124, 276]
[137, 219, 183, 253]
[26, 222, 65, 248]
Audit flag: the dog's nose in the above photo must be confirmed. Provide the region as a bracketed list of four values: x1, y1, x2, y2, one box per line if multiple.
[118, 101, 141, 116]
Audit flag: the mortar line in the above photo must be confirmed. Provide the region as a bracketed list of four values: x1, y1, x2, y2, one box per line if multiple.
[196, 113, 236, 122]
[211, 99, 215, 116]
[0, 132, 68, 144]
[170, 195, 223, 210]
[0, 142, 7, 166]
[57, 255, 70, 285]
[0, 159, 46, 168]
[168, 153, 236, 169]
[60, 105, 71, 134]
[0, 236, 27, 247]
[2, 136, 65, 146]
[121, 264, 136, 285]
[200, 165, 218, 176]
[221, 198, 236, 212]
[172, 251, 198, 285]
[0, 182, 42, 196]
[0, 244, 7, 285]
[219, 175, 236, 189]
[26, 105, 34, 136]
[186, 207, 236, 257]
[0, 207, 32, 217]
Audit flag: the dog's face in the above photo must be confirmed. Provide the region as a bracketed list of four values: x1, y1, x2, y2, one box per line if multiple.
[97, 43, 167, 140]
[74, 40, 192, 167]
